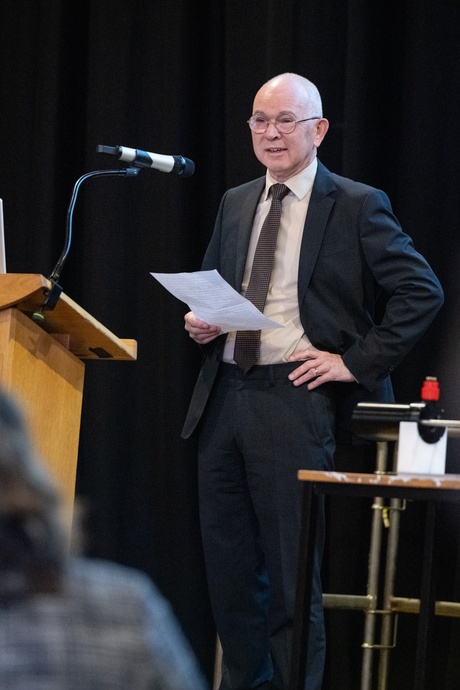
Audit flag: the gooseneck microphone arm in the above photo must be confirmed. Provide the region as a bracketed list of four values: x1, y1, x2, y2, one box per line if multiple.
[48, 167, 139, 284]
[33, 167, 140, 321]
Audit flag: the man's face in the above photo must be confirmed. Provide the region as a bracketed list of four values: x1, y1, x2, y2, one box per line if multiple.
[250, 77, 328, 183]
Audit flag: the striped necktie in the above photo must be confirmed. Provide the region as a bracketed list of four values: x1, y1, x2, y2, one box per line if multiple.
[233, 183, 289, 373]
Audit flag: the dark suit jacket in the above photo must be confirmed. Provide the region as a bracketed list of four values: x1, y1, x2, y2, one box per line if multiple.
[182, 161, 444, 439]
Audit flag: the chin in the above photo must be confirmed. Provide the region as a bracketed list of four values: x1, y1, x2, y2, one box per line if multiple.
[267, 166, 289, 179]
[265, 161, 288, 174]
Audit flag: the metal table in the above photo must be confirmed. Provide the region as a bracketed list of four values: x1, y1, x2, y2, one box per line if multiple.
[289, 471, 460, 690]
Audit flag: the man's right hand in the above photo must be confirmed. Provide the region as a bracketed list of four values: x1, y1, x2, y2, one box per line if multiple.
[184, 311, 221, 344]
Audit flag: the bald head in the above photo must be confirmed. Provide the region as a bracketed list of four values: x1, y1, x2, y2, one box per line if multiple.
[254, 73, 323, 118]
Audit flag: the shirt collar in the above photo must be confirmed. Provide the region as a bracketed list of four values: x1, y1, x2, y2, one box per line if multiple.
[264, 158, 318, 201]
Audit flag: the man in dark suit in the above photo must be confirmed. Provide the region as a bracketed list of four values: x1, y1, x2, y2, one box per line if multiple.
[182, 73, 443, 690]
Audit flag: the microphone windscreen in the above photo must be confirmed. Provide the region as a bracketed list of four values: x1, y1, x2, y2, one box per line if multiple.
[182, 158, 195, 177]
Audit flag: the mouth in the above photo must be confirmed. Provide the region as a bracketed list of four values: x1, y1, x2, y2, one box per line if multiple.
[266, 147, 287, 154]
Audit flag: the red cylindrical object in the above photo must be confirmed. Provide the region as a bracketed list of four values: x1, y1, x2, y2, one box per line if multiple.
[421, 376, 440, 401]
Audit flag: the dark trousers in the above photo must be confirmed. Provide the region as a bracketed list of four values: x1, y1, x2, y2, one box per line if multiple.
[198, 362, 336, 690]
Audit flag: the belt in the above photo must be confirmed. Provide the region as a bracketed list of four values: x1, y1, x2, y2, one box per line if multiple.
[218, 361, 299, 381]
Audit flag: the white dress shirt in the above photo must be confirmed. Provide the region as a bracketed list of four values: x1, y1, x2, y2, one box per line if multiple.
[223, 158, 317, 364]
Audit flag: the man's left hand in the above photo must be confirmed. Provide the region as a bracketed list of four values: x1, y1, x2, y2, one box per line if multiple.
[288, 347, 356, 389]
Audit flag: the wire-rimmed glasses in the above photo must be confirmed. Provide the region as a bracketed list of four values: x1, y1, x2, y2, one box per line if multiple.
[247, 115, 321, 134]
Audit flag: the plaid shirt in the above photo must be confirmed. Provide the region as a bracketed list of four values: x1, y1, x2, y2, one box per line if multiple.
[0, 558, 207, 690]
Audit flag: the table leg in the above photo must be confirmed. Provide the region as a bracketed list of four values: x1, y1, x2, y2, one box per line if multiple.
[414, 501, 437, 690]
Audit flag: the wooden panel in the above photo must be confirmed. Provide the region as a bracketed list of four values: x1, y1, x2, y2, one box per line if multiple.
[0, 273, 49, 308]
[0, 274, 137, 360]
[0, 308, 84, 530]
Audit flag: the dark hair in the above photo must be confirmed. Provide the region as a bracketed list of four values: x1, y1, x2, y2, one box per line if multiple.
[0, 390, 66, 599]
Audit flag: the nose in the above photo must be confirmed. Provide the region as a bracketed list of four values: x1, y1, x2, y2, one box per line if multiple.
[265, 120, 281, 136]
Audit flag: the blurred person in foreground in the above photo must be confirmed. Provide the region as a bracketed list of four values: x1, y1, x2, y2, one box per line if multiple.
[182, 73, 444, 689]
[0, 388, 207, 690]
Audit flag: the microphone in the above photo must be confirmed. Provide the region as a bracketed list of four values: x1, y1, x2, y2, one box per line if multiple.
[96, 144, 195, 177]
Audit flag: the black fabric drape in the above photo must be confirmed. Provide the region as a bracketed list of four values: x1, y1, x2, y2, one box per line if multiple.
[1, 1, 459, 687]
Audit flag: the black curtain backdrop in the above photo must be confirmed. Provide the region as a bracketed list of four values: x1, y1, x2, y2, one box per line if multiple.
[1, 1, 459, 687]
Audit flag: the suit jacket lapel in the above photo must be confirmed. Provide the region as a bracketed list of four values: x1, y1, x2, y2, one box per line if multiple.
[298, 161, 336, 306]
[230, 166, 336, 303]
[234, 178, 265, 289]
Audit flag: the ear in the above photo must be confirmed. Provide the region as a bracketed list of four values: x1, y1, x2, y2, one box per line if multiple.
[314, 118, 329, 147]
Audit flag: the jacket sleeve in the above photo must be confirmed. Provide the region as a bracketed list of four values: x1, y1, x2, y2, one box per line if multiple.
[341, 188, 444, 390]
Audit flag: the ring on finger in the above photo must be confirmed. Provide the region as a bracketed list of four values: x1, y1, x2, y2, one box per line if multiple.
[313, 367, 318, 377]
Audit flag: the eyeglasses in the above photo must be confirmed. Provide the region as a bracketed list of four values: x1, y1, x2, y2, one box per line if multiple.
[247, 115, 321, 134]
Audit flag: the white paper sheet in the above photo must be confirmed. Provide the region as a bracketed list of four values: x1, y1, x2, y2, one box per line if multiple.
[151, 269, 283, 333]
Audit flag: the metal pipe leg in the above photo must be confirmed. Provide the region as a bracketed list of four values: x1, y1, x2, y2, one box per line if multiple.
[361, 441, 389, 690]
[377, 442, 402, 689]
[377, 497, 402, 689]
[360, 495, 385, 689]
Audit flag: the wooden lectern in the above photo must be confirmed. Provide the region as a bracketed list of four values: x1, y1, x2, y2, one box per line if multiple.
[0, 274, 137, 531]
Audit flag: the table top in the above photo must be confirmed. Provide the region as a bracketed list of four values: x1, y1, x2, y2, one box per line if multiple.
[298, 470, 460, 491]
